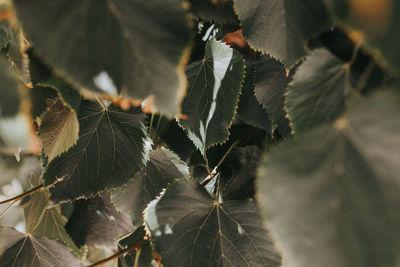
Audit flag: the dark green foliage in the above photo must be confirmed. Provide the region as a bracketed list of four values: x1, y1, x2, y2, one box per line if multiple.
[0, 2, 399, 267]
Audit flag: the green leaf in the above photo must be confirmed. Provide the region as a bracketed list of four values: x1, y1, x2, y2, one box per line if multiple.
[254, 55, 291, 136]
[33, 206, 86, 259]
[112, 148, 189, 226]
[39, 98, 79, 162]
[144, 179, 281, 267]
[189, 0, 239, 25]
[0, 226, 82, 267]
[0, 57, 20, 117]
[326, 0, 400, 71]
[257, 92, 400, 267]
[233, 0, 331, 67]
[179, 39, 245, 154]
[286, 48, 353, 134]
[65, 193, 133, 248]
[118, 226, 153, 267]
[14, 0, 191, 117]
[43, 100, 151, 204]
[23, 186, 49, 233]
[237, 62, 273, 132]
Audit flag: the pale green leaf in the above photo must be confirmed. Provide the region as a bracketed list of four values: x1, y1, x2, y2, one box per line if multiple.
[39, 98, 79, 162]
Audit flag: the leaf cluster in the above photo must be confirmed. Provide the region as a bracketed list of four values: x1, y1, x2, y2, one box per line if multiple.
[0, 1, 399, 267]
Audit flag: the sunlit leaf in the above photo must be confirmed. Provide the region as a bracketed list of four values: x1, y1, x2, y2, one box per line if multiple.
[33, 207, 86, 258]
[0, 226, 82, 267]
[23, 187, 48, 233]
[257, 92, 400, 267]
[14, 0, 191, 117]
[286, 48, 353, 134]
[39, 98, 79, 161]
[65, 193, 133, 248]
[43, 100, 150, 204]
[144, 179, 281, 267]
[233, 0, 331, 67]
[179, 39, 245, 154]
[112, 148, 189, 226]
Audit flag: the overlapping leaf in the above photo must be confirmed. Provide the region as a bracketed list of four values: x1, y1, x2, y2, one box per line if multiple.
[112, 148, 189, 226]
[237, 62, 273, 132]
[326, 0, 400, 71]
[23, 186, 48, 233]
[23, 178, 85, 257]
[118, 226, 153, 267]
[254, 55, 291, 136]
[27, 50, 82, 113]
[0, 226, 82, 267]
[179, 39, 244, 154]
[257, 92, 400, 267]
[144, 180, 281, 267]
[233, 0, 331, 67]
[65, 193, 133, 248]
[38, 98, 79, 161]
[14, 0, 191, 117]
[43, 99, 150, 203]
[33, 207, 86, 258]
[286, 48, 353, 134]
[220, 146, 261, 200]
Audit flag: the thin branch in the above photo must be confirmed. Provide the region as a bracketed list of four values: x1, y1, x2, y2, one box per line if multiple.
[87, 237, 147, 267]
[0, 184, 43, 205]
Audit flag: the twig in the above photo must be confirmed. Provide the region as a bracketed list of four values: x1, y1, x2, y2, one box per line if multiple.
[0, 184, 43, 205]
[87, 237, 147, 267]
